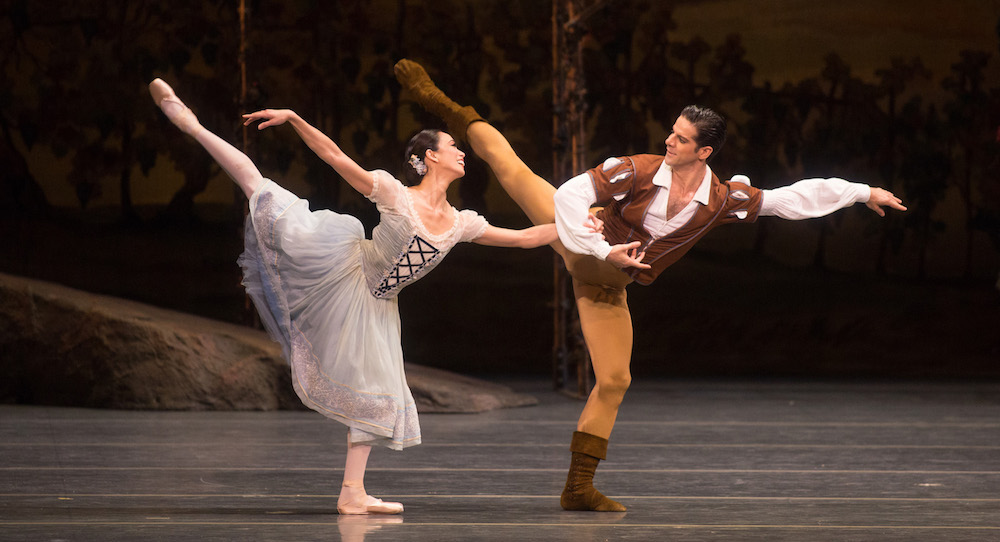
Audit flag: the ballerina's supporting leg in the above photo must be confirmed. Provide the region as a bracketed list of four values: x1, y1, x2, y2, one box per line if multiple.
[148, 78, 263, 198]
[337, 436, 404, 515]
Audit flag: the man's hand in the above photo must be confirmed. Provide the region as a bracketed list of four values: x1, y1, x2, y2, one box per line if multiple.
[866, 187, 907, 217]
[584, 213, 605, 237]
[606, 241, 650, 270]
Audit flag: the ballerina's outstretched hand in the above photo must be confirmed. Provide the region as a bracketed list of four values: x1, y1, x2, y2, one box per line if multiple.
[241, 108, 373, 196]
[243, 109, 296, 130]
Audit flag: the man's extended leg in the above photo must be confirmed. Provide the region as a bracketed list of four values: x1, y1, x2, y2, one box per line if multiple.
[465, 122, 557, 226]
[395, 59, 557, 227]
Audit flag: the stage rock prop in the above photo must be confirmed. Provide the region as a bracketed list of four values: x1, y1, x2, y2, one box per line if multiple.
[0, 273, 536, 413]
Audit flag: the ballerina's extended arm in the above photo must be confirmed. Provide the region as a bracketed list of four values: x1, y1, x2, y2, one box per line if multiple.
[243, 109, 374, 196]
[473, 224, 558, 249]
[474, 213, 608, 249]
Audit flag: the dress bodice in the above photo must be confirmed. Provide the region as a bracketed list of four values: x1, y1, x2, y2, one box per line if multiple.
[360, 171, 488, 299]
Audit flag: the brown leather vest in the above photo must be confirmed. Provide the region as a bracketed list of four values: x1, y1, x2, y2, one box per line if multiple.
[587, 154, 764, 285]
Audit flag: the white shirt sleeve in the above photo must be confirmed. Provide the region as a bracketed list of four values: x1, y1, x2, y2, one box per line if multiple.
[554, 173, 614, 260]
[760, 178, 871, 220]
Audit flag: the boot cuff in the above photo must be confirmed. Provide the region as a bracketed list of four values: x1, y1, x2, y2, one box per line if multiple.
[570, 431, 608, 460]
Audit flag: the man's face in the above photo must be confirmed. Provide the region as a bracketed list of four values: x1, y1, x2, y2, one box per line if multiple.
[664, 116, 711, 167]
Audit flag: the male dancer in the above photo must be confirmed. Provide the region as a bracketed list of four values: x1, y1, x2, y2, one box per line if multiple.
[394, 59, 906, 512]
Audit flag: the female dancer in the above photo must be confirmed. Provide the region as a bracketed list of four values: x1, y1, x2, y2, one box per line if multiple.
[148, 78, 557, 515]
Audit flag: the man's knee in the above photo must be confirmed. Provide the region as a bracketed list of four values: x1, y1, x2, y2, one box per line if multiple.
[594, 371, 631, 402]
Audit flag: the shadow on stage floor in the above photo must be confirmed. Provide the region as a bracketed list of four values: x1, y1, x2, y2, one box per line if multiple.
[2, 378, 999, 541]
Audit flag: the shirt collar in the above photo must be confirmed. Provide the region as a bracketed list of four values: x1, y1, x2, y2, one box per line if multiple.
[653, 159, 714, 205]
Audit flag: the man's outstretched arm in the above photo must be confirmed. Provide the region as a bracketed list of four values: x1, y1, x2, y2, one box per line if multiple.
[760, 177, 906, 219]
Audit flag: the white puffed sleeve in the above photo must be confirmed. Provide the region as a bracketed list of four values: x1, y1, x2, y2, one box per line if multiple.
[760, 178, 870, 219]
[554, 173, 613, 260]
[457, 209, 489, 243]
[365, 170, 406, 211]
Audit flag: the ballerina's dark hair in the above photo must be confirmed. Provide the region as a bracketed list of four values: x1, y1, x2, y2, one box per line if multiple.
[402, 129, 441, 186]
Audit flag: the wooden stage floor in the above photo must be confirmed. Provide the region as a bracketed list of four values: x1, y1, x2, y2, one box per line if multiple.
[2, 379, 999, 541]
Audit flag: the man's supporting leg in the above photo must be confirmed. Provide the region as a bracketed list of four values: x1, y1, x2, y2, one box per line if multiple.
[561, 431, 624, 512]
[560, 272, 633, 512]
[463, 111, 636, 511]
[396, 58, 635, 511]
[572, 278, 633, 439]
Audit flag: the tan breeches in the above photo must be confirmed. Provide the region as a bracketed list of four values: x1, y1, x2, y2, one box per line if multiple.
[467, 122, 633, 439]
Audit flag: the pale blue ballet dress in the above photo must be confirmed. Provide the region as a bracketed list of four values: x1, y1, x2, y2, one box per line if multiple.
[238, 171, 488, 450]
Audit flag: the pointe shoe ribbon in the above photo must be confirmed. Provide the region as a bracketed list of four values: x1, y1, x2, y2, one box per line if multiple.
[337, 495, 404, 515]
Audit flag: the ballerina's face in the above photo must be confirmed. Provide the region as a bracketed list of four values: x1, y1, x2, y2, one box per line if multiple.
[426, 132, 466, 178]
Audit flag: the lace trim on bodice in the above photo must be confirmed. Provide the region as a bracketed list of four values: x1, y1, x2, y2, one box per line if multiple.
[403, 187, 460, 243]
[370, 235, 442, 299]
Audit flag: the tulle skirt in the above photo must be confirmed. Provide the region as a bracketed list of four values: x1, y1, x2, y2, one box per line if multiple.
[238, 180, 420, 450]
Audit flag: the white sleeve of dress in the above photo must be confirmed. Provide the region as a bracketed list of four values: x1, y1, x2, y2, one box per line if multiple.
[458, 209, 489, 242]
[554, 173, 613, 260]
[760, 178, 871, 219]
[365, 170, 405, 210]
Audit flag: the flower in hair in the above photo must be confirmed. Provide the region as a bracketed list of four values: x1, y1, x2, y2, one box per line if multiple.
[408, 154, 427, 176]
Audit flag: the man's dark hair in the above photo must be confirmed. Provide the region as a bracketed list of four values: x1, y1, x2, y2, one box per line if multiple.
[680, 105, 726, 160]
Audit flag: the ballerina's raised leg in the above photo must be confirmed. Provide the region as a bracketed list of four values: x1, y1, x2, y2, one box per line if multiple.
[148, 78, 263, 199]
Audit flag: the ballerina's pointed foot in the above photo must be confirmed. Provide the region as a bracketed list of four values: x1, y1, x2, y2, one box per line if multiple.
[148, 78, 202, 135]
[337, 494, 404, 515]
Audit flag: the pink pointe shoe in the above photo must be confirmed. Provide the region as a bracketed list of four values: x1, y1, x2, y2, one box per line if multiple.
[148, 78, 202, 135]
[337, 494, 404, 515]
[337, 482, 403, 515]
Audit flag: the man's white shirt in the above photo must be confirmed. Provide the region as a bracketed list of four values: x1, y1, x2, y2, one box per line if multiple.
[554, 160, 871, 260]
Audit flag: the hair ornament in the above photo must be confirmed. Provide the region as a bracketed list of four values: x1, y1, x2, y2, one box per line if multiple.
[408, 154, 427, 176]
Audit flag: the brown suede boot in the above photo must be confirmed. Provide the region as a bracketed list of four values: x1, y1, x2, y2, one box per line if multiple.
[560, 431, 627, 512]
[393, 59, 484, 141]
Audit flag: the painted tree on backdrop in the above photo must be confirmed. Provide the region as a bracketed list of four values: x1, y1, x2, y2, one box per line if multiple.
[476, 0, 551, 194]
[580, 2, 681, 160]
[0, 0, 238, 224]
[898, 99, 950, 278]
[0, 1, 52, 219]
[739, 81, 805, 255]
[942, 48, 998, 278]
[150, 2, 244, 224]
[793, 53, 881, 269]
[874, 57, 932, 274]
[241, 0, 381, 221]
[241, 0, 499, 227]
[404, 0, 497, 213]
